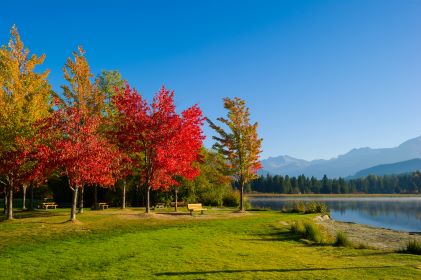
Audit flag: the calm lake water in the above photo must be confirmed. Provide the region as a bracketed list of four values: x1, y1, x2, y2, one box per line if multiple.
[248, 196, 421, 232]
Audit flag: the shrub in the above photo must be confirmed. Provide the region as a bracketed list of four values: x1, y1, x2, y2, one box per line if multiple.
[334, 231, 351, 247]
[222, 190, 240, 207]
[400, 240, 421, 255]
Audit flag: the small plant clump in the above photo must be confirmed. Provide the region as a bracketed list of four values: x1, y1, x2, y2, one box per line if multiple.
[304, 201, 329, 215]
[334, 231, 352, 247]
[399, 240, 421, 255]
[290, 221, 324, 244]
[283, 201, 329, 215]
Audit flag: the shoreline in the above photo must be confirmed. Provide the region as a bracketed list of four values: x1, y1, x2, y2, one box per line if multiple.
[317, 217, 421, 250]
[247, 193, 421, 198]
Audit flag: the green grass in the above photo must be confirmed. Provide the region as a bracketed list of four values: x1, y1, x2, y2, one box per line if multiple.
[0, 208, 421, 279]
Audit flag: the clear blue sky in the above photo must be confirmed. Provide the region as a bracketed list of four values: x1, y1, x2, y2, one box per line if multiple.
[1, 0, 420, 160]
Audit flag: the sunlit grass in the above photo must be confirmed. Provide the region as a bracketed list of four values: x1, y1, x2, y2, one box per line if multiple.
[0, 208, 420, 279]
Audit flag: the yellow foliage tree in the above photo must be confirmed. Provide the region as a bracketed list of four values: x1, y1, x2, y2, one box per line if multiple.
[0, 25, 52, 219]
[60, 46, 103, 115]
[207, 97, 263, 211]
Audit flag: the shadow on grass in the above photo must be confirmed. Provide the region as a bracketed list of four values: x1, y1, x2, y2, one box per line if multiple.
[0, 210, 64, 222]
[243, 230, 302, 242]
[155, 266, 397, 276]
[156, 212, 191, 216]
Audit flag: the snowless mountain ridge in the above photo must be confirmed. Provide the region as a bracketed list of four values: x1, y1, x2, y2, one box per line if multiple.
[261, 135, 421, 178]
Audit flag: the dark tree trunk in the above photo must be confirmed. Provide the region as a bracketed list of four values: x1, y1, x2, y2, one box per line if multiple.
[174, 188, 178, 212]
[239, 180, 245, 212]
[146, 186, 151, 213]
[4, 189, 8, 215]
[122, 181, 126, 209]
[70, 186, 79, 221]
[29, 185, 34, 210]
[78, 187, 84, 214]
[93, 184, 98, 210]
[22, 184, 27, 210]
[7, 186, 13, 220]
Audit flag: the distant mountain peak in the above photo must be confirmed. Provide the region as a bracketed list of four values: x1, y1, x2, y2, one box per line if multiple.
[262, 135, 421, 178]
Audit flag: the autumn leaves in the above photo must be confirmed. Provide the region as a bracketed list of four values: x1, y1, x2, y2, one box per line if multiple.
[0, 26, 205, 220]
[0, 26, 262, 221]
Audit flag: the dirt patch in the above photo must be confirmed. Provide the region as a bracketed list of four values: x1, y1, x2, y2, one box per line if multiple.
[317, 218, 421, 250]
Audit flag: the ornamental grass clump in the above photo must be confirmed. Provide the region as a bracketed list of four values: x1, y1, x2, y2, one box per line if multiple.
[400, 240, 421, 255]
[305, 201, 329, 215]
[303, 221, 324, 243]
[334, 231, 352, 247]
[290, 221, 324, 244]
[290, 221, 305, 234]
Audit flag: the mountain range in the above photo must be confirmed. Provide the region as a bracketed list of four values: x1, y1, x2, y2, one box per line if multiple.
[349, 158, 421, 179]
[261, 135, 421, 178]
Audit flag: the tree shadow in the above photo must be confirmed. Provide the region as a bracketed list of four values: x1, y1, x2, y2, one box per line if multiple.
[0, 210, 63, 222]
[155, 266, 397, 276]
[155, 212, 191, 216]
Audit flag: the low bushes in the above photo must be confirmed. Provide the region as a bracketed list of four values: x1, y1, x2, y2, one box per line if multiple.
[283, 201, 329, 215]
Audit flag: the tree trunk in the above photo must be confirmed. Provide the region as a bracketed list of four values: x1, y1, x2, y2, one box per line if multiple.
[146, 186, 151, 213]
[70, 186, 79, 221]
[22, 184, 27, 210]
[4, 188, 8, 215]
[174, 188, 178, 212]
[93, 184, 98, 210]
[7, 186, 13, 220]
[29, 185, 34, 210]
[122, 181, 126, 209]
[239, 180, 245, 212]
[78, 187, 84, 214]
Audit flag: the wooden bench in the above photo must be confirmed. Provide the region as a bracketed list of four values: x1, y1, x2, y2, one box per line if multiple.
[98, 202, 109, 210]
[42, 202, 58, 209]
[187, 203, 207, 215]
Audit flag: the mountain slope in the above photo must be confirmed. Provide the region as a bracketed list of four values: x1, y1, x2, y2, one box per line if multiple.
[261, 135, 421, 178]
[350, 158, 421, 178]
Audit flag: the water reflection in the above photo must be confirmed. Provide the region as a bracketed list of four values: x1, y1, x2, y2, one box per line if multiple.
[248, 196, 421, 232]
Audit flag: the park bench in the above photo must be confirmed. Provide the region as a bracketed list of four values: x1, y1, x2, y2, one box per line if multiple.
[153, 203, 165, 210]
[98, 202, 109, 210]
[187, 203, 207, 215]
[42, 202, 58, 209]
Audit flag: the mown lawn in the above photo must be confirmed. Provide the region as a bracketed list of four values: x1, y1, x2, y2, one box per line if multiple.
[0, 208, 420, 279]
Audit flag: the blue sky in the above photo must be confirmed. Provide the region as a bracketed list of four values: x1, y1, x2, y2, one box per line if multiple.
[1, 0, 420, 160]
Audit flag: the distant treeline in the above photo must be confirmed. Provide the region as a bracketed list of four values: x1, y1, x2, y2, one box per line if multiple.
[250, 171, 421, 194]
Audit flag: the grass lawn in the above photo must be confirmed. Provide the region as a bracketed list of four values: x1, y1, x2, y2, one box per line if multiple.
[0, 208, 421, 279]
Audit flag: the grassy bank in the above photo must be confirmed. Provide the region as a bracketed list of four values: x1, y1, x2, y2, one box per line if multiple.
[0, 208, 420, 279]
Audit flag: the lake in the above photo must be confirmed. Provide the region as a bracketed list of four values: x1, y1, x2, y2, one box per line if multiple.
[248, 196, 421, 232]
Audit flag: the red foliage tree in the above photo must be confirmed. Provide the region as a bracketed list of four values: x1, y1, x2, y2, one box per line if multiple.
[41, 106, 120, 220]
[111, 85, 205, 213]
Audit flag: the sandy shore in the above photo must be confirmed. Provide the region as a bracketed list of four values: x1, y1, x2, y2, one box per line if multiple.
[317, 217, 421, 250]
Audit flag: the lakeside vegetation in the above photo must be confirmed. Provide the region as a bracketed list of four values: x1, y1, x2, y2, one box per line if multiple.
[251, 172, 421, 194]
[1, 208, 421, 279]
